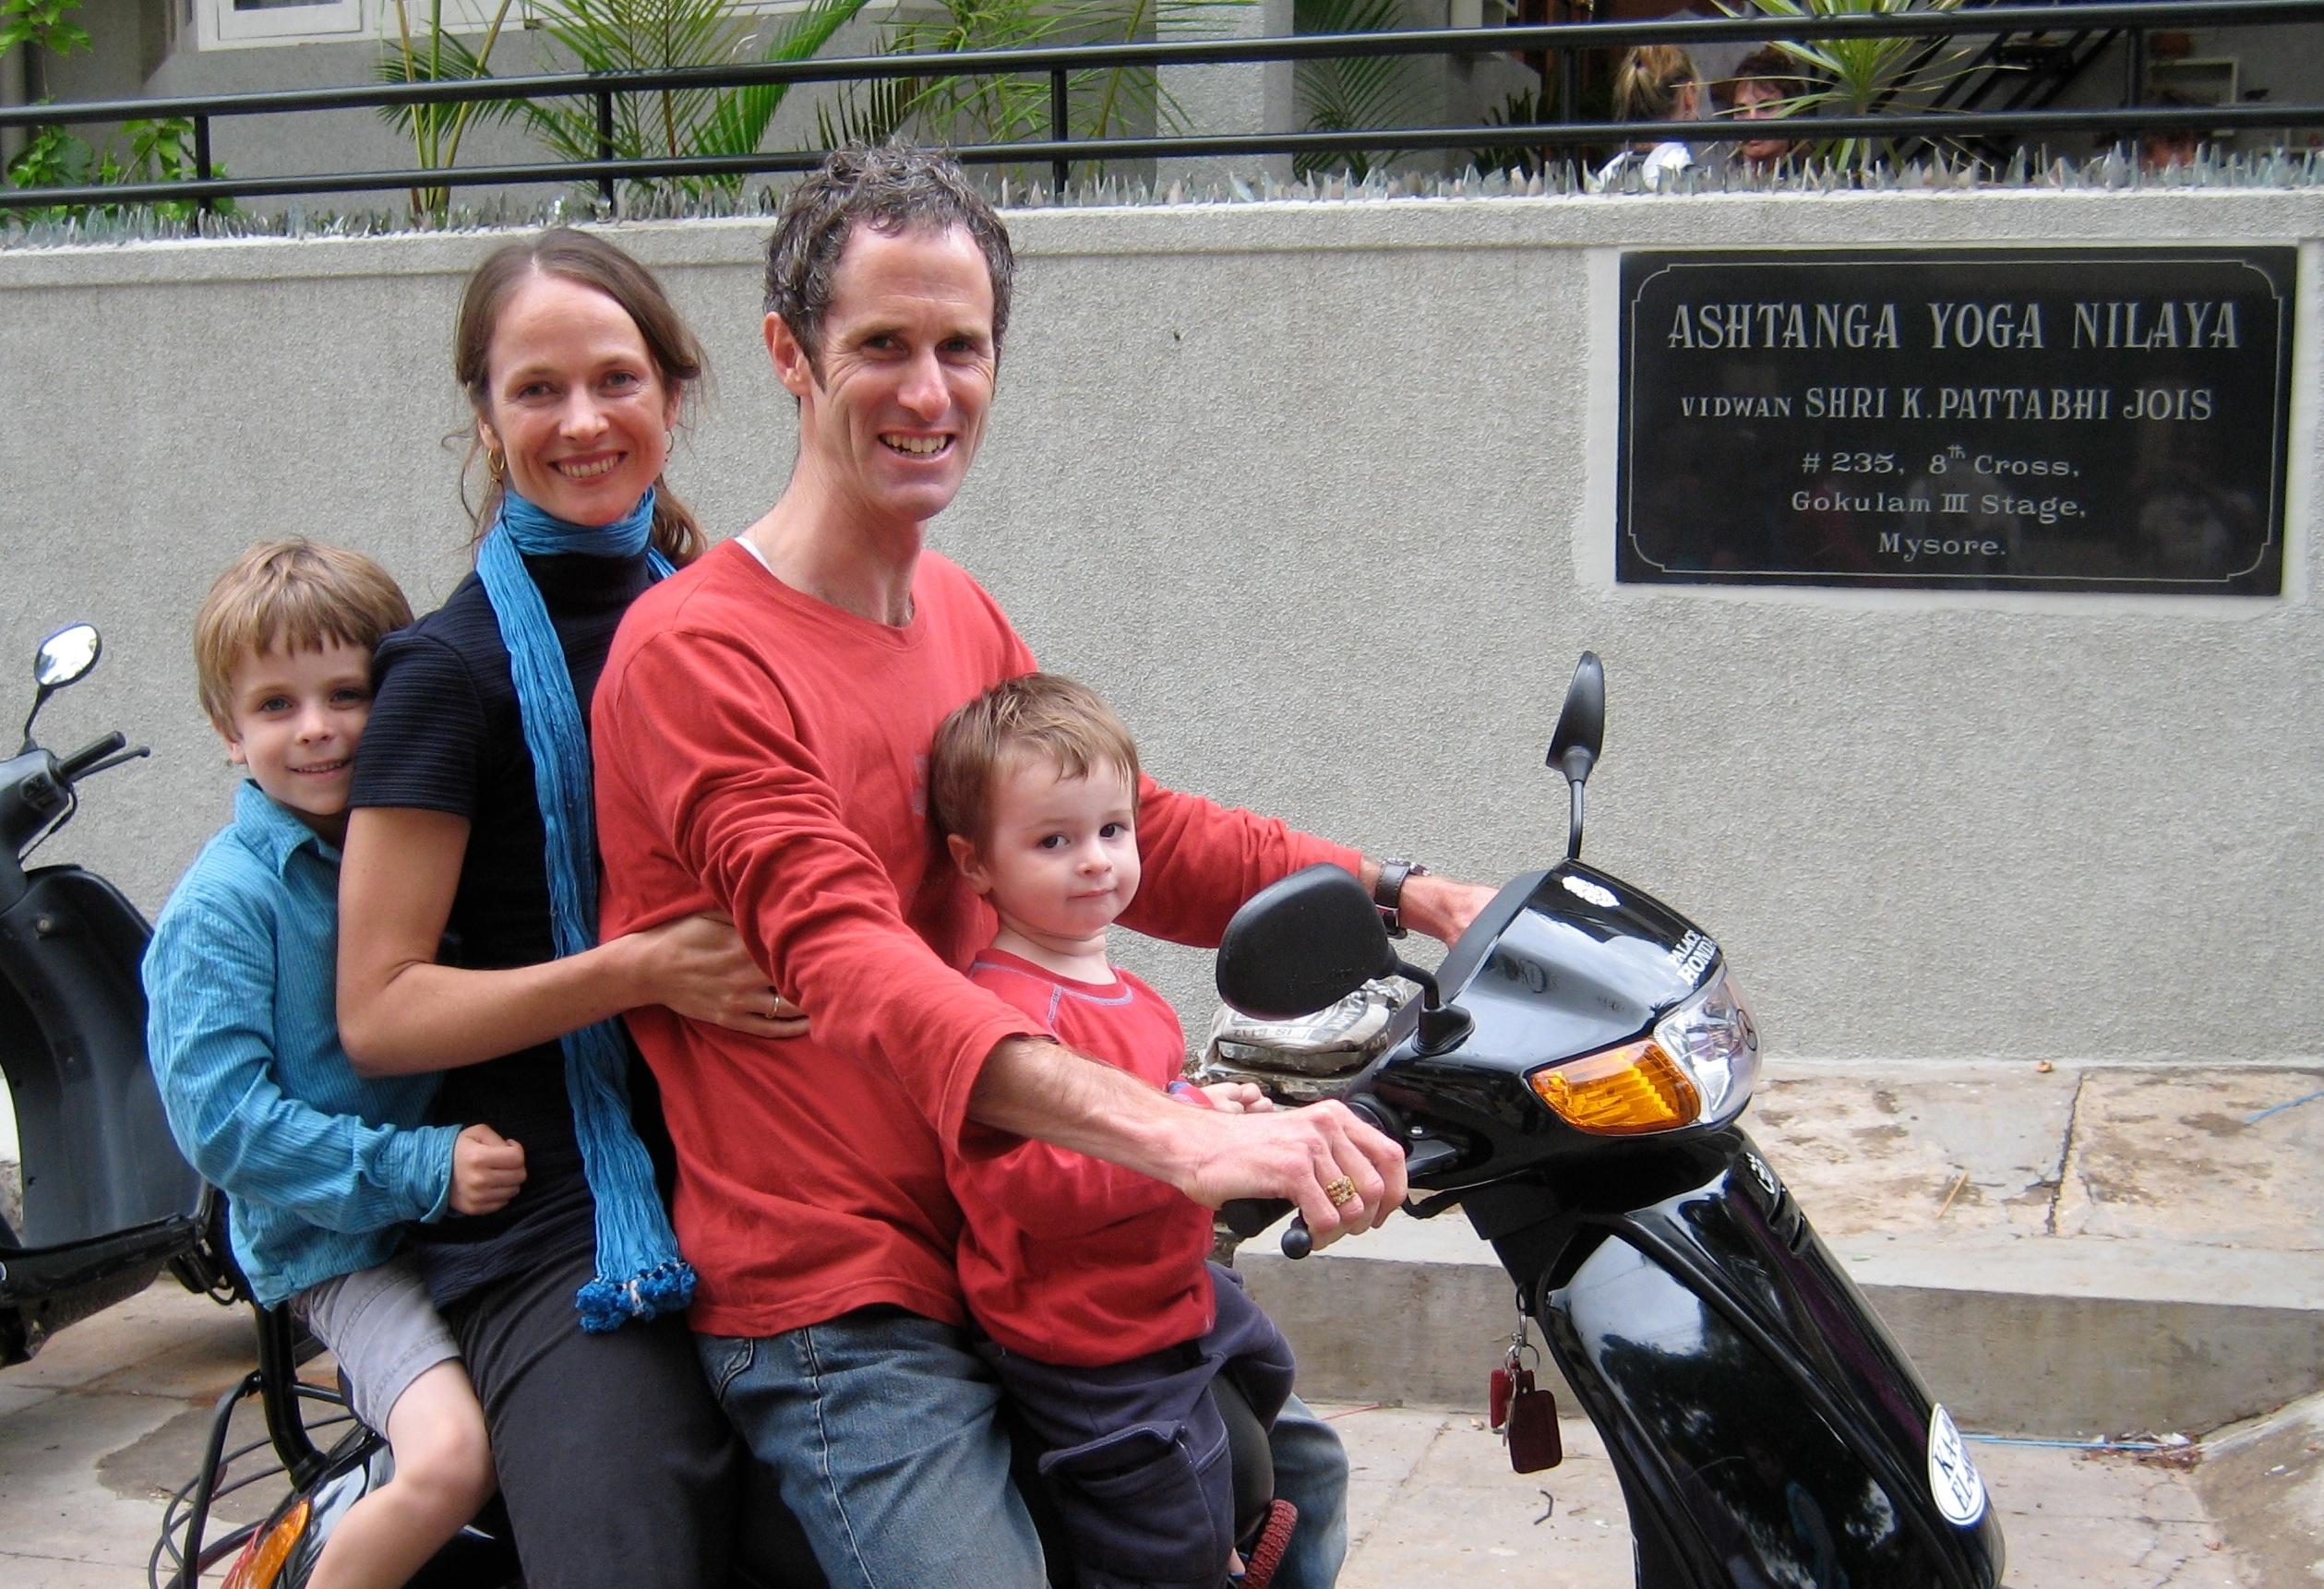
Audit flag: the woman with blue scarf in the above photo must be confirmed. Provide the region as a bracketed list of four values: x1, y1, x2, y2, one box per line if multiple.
[336, 231, 809, 1587]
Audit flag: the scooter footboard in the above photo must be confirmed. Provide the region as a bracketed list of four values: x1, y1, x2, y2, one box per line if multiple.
[1536, 1130, 2006, 1589]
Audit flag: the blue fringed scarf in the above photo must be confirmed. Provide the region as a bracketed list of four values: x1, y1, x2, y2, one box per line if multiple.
[476, 486, 690, 1332]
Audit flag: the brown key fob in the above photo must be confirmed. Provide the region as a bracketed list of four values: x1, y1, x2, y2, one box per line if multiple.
[1489, 1365, 1516, 1430]
[1506, 1380, 1563, 1474]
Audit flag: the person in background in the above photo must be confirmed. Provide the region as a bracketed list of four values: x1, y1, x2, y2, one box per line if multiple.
[1591, 43, 1706, 191]
[2138, 89, 2208, 171]
[1725, 45, 1807, 171]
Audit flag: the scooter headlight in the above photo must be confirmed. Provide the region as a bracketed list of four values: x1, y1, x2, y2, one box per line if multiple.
[1527, 969, 1760, 1135]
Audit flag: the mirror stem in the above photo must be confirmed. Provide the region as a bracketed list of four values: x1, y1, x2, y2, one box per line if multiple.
[1393, 957, 1474, 1055]
[1566, 779, 1586, 861]
[19, 687, 50, 754]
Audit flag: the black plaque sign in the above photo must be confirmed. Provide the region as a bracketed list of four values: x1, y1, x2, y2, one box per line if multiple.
[1617, 247, 2293, 593]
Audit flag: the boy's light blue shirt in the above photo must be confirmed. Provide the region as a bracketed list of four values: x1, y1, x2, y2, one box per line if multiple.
[144, 781, 458, 1307]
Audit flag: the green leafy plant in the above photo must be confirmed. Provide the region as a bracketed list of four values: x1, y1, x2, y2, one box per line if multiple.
[1717, 0, 1972, 170]
[520, 0, 874, 205]
[377, 0, 522, 223]
[1290, 0, 1427, 181]
[5, 0, 234, 225]
[2, 0, 88, 218]
[815, 0, 1253, 185]
[5, 115, 232, 227]
[0, 0, 89, 63]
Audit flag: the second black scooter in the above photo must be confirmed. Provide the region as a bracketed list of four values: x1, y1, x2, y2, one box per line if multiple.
[2, 623, 233, 1369]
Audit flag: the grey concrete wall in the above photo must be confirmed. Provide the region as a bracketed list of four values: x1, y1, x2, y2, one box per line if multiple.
[0, 187, 2318, 1083]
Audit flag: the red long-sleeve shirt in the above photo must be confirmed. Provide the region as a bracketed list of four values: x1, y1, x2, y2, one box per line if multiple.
[593, 542, 1361, 1339]
[952, 950, 1216, 1365]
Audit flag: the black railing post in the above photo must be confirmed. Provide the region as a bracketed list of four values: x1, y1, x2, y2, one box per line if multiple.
[1050, 67, 1069, 194]
[596, 88, 617, 214]
[2124, 26, 2149, 106]
[193, 114, 214, 217]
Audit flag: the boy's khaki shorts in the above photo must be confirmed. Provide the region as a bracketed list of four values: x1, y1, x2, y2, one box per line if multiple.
[295, 1252, 462, 1433]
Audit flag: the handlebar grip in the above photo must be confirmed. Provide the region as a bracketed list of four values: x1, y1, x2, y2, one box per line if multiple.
[1216, 1199, 1314, 1258]
[54, 732, 126, 783]
[1217, 1198, 1295, 1240]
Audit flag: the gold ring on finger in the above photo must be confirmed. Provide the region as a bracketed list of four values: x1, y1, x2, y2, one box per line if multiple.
[1324, 1176, 1359, 1208]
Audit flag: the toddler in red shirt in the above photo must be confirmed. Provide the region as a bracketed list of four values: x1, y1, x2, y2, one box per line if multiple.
[928, 673, 1302, 1589]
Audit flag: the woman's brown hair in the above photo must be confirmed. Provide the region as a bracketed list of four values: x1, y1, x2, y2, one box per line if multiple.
[453, 229, 709, 565]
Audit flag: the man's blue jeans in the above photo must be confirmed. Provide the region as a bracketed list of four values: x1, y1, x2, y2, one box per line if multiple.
[699, 1308, 1348, 1589]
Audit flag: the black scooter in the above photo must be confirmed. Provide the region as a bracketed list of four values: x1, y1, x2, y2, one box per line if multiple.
[1, 623, 232, 1368]
[1207, 653, 2007, 1589]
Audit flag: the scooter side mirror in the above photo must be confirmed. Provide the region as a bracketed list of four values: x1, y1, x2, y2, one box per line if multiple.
[1545, 651, 1603, 786]
[1544, 651, 1604, 860]
[23, 623, 102, 752]
[35, 625, 102, 690]
[1217, 865, 1397, 1022]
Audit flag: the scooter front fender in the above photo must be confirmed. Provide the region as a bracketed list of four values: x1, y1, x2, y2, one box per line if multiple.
[1531, 1129, 2006, 1589]
[0, 866, 201, 1248]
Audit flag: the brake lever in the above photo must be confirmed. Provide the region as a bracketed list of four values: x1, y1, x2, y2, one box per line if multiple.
[76, 744, 150, 782]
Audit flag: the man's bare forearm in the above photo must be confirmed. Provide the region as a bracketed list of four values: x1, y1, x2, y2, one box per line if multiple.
[964, 1035, 1408, 1248]
[967, 1037, 1195, 1185]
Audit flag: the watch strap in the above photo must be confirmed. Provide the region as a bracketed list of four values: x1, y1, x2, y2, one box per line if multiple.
[1373, 857, 1427, 938]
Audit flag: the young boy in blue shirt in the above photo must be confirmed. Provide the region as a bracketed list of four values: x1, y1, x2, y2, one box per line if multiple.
[146, 541, 514, 1589]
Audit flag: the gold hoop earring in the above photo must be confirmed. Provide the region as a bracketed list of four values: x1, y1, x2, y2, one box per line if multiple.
[485, 449, 505, 483]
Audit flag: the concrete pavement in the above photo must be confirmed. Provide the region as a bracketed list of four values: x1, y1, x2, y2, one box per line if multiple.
[2, 1057, 2318, 1585]
[0, 1278, 2281, 1588]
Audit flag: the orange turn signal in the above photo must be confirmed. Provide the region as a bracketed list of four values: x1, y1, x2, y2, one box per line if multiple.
[1528, 1040, 1701, 1135]
[223, 1497, 310, 1589]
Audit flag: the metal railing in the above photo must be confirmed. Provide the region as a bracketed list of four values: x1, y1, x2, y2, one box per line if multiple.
[4, 0, 2322, 214]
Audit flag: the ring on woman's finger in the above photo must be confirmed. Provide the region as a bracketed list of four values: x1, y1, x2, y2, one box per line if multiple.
[1324, 1176, 1359, 1208]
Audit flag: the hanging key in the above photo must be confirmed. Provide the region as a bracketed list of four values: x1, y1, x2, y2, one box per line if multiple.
[1491, 1314, 1562, 1474]
[1489, 1321, 1530, 1430]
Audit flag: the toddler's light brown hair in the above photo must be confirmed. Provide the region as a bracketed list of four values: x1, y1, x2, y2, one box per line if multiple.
[928, 673, 1143, 850]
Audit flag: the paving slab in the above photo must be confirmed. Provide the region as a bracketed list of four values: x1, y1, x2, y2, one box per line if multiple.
[2053, 1069, 2324, 1248]
[2196, 1393, 2324, 1589]
[1747, 1062, 2078, 1237]
[0, 1385, 193, 1569]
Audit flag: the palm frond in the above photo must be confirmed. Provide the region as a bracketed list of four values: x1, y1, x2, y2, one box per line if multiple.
[703, 0, 878, 159]
[1292, 0, 1426, 178]
[1717, 0, 1971, 168]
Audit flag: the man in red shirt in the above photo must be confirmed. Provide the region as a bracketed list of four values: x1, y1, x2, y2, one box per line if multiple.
[593, 145, 1491, 1589]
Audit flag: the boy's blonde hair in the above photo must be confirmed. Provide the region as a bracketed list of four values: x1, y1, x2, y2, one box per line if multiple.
[193, 541, 413, 728]
[929, 673, 1142, 849]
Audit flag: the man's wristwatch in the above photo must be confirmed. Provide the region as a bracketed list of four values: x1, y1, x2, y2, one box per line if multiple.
[1372, 857, 1429, 939]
